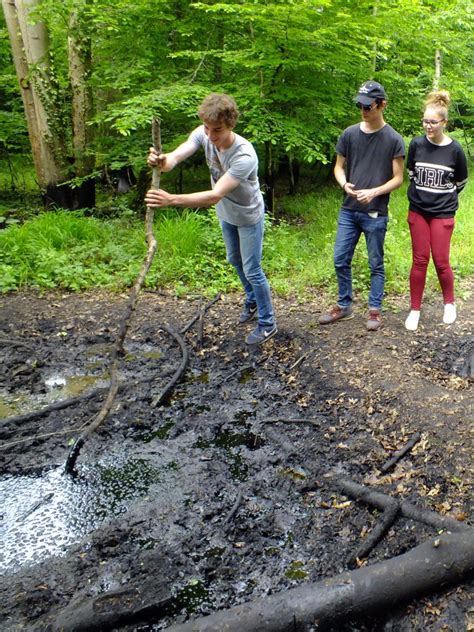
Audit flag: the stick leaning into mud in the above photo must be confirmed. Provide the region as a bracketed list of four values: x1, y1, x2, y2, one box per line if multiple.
[65, 118, 161, 476]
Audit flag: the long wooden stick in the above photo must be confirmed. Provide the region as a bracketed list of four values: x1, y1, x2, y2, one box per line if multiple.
[65, 119, 161, 475]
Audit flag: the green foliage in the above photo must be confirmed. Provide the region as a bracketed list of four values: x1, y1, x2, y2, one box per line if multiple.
[1, 177, 471, 299]
[0, 207, 236, 294]
[2, 0, 473, 190]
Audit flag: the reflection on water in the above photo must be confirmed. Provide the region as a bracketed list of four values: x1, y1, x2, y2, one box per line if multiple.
[0, 458, 172, 571]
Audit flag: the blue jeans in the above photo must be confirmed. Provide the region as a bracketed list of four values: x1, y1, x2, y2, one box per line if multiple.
[333, 208, 388, 310]
[220, 217, 275, 327]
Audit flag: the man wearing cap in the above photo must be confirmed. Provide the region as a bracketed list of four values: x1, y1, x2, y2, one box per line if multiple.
[319, 80, 405, 331]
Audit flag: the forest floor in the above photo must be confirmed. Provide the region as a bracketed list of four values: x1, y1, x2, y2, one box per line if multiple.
[0, 281, 472, 631]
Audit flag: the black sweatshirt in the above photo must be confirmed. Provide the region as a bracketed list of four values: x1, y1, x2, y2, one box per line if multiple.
[407, 136, 468, 218]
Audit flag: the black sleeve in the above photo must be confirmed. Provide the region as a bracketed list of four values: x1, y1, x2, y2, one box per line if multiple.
[407, 139, 416, 180]
[454, 143, 468, 194]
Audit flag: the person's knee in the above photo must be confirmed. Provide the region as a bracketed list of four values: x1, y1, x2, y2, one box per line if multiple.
[369, 259, 385, 274]
[243, 261, 266, 285]
[334, 250, 351, 270]
[412, 252, 430, 269]
[227, 251, 242, 268]
[433, 257, 450, 274]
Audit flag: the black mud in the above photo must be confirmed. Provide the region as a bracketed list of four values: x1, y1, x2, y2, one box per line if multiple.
[0, 286, 472, 631]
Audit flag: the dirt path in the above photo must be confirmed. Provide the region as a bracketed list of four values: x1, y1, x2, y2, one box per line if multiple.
[0, 284, 472, 631]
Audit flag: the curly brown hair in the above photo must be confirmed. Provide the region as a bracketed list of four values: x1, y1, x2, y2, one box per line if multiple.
[198, 93, 240, 128]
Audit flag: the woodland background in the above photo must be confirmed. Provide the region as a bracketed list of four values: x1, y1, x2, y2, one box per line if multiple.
[0, 0, 472, 297]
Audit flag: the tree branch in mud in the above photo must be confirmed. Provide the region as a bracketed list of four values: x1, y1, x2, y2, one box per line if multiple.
[165, 530, 474, 632]
[179, 293, 221, 335]
[223, 490, 243, 529]
[151, 325, 189, 408]
[346, 500, 399, 568]
[0, 335, 35, 350]
[264, 416, 328, 425]
[221, 363, 255, 384]
[379, 431, 421, 473]
[64, 118, 161, 475]
[288, 348, 316, 371]
[332, 477, 470, 533]
[0, 388, 104, 429]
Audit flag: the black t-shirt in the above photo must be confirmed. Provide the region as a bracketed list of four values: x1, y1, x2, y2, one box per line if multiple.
[407, 136, 468, 218]
[336, 123, 405, 215]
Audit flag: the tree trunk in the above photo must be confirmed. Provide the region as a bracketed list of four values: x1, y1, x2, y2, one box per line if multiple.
[68, 0, 95, 209]
[12, 0, 71, 205]
[167, 530, 474, 632]
[433, 48, 442, 90]
[264, 140, 275, 214]
[2, 0, 51, 188]
[2, 0, 96, 209]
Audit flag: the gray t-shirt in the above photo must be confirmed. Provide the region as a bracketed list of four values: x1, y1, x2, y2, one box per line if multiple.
[336, 123, 405, 215]
[188, 125, 264, 226]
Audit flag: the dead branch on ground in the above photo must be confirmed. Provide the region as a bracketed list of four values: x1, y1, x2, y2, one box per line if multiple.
[151, 326, 189, 408]
[179, 293, 221, 335]
[333, 477, 470, 533]
[0, 388, 105, 429]
[380, 431, 421, 473]
[346, 500, 400, 568]
[223, 490, 243, 529]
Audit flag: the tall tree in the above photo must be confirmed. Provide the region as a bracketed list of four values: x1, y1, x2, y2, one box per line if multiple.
[2, 0, 95, 208]
[68, 0, 94, 208]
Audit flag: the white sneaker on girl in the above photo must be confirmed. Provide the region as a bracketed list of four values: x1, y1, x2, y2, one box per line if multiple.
[405, 310, 421, 331]
[443, 303, 456, 324]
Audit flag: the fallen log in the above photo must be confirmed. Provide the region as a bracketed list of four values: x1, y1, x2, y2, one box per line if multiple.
[52, 585, 173, 632]
[0, 388, 104, 428]
[167, 529, 474, 632]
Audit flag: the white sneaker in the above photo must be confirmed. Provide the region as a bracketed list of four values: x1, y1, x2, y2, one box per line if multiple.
[443, 303, 456, 324]
[405, 310, 421, 331]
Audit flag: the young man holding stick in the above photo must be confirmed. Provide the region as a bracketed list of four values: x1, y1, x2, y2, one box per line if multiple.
[145, 93, 276, 346]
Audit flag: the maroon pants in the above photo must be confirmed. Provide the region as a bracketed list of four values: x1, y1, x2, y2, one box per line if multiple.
[408, 210, 455, 310]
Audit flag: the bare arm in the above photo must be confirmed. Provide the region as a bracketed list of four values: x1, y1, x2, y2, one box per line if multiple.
[147, 140, 198, 172]
[354, 156, 405, 205]
[144, 171, 241, 208]
[334, 154, 357, 198]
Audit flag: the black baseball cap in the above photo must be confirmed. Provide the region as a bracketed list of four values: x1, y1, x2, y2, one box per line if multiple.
[354, 80, 387, 105]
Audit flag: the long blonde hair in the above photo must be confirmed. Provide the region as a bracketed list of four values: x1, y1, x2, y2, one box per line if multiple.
[424, 90, 450, 121]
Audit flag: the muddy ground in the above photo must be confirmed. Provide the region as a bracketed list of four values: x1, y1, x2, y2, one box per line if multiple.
[0, 283, 472, 632]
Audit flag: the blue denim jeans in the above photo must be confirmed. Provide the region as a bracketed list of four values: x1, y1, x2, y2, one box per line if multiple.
[334, 208, 389, 310]
[220, 217, 275, 327]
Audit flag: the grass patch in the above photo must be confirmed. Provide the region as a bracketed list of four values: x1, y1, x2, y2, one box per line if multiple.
[0, 208, 237, 294]
[0, 178, 472, 300]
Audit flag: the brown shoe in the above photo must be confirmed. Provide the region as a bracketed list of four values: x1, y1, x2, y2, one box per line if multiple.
[319, 305, 354, 325]
[366, 309, 383, 331]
